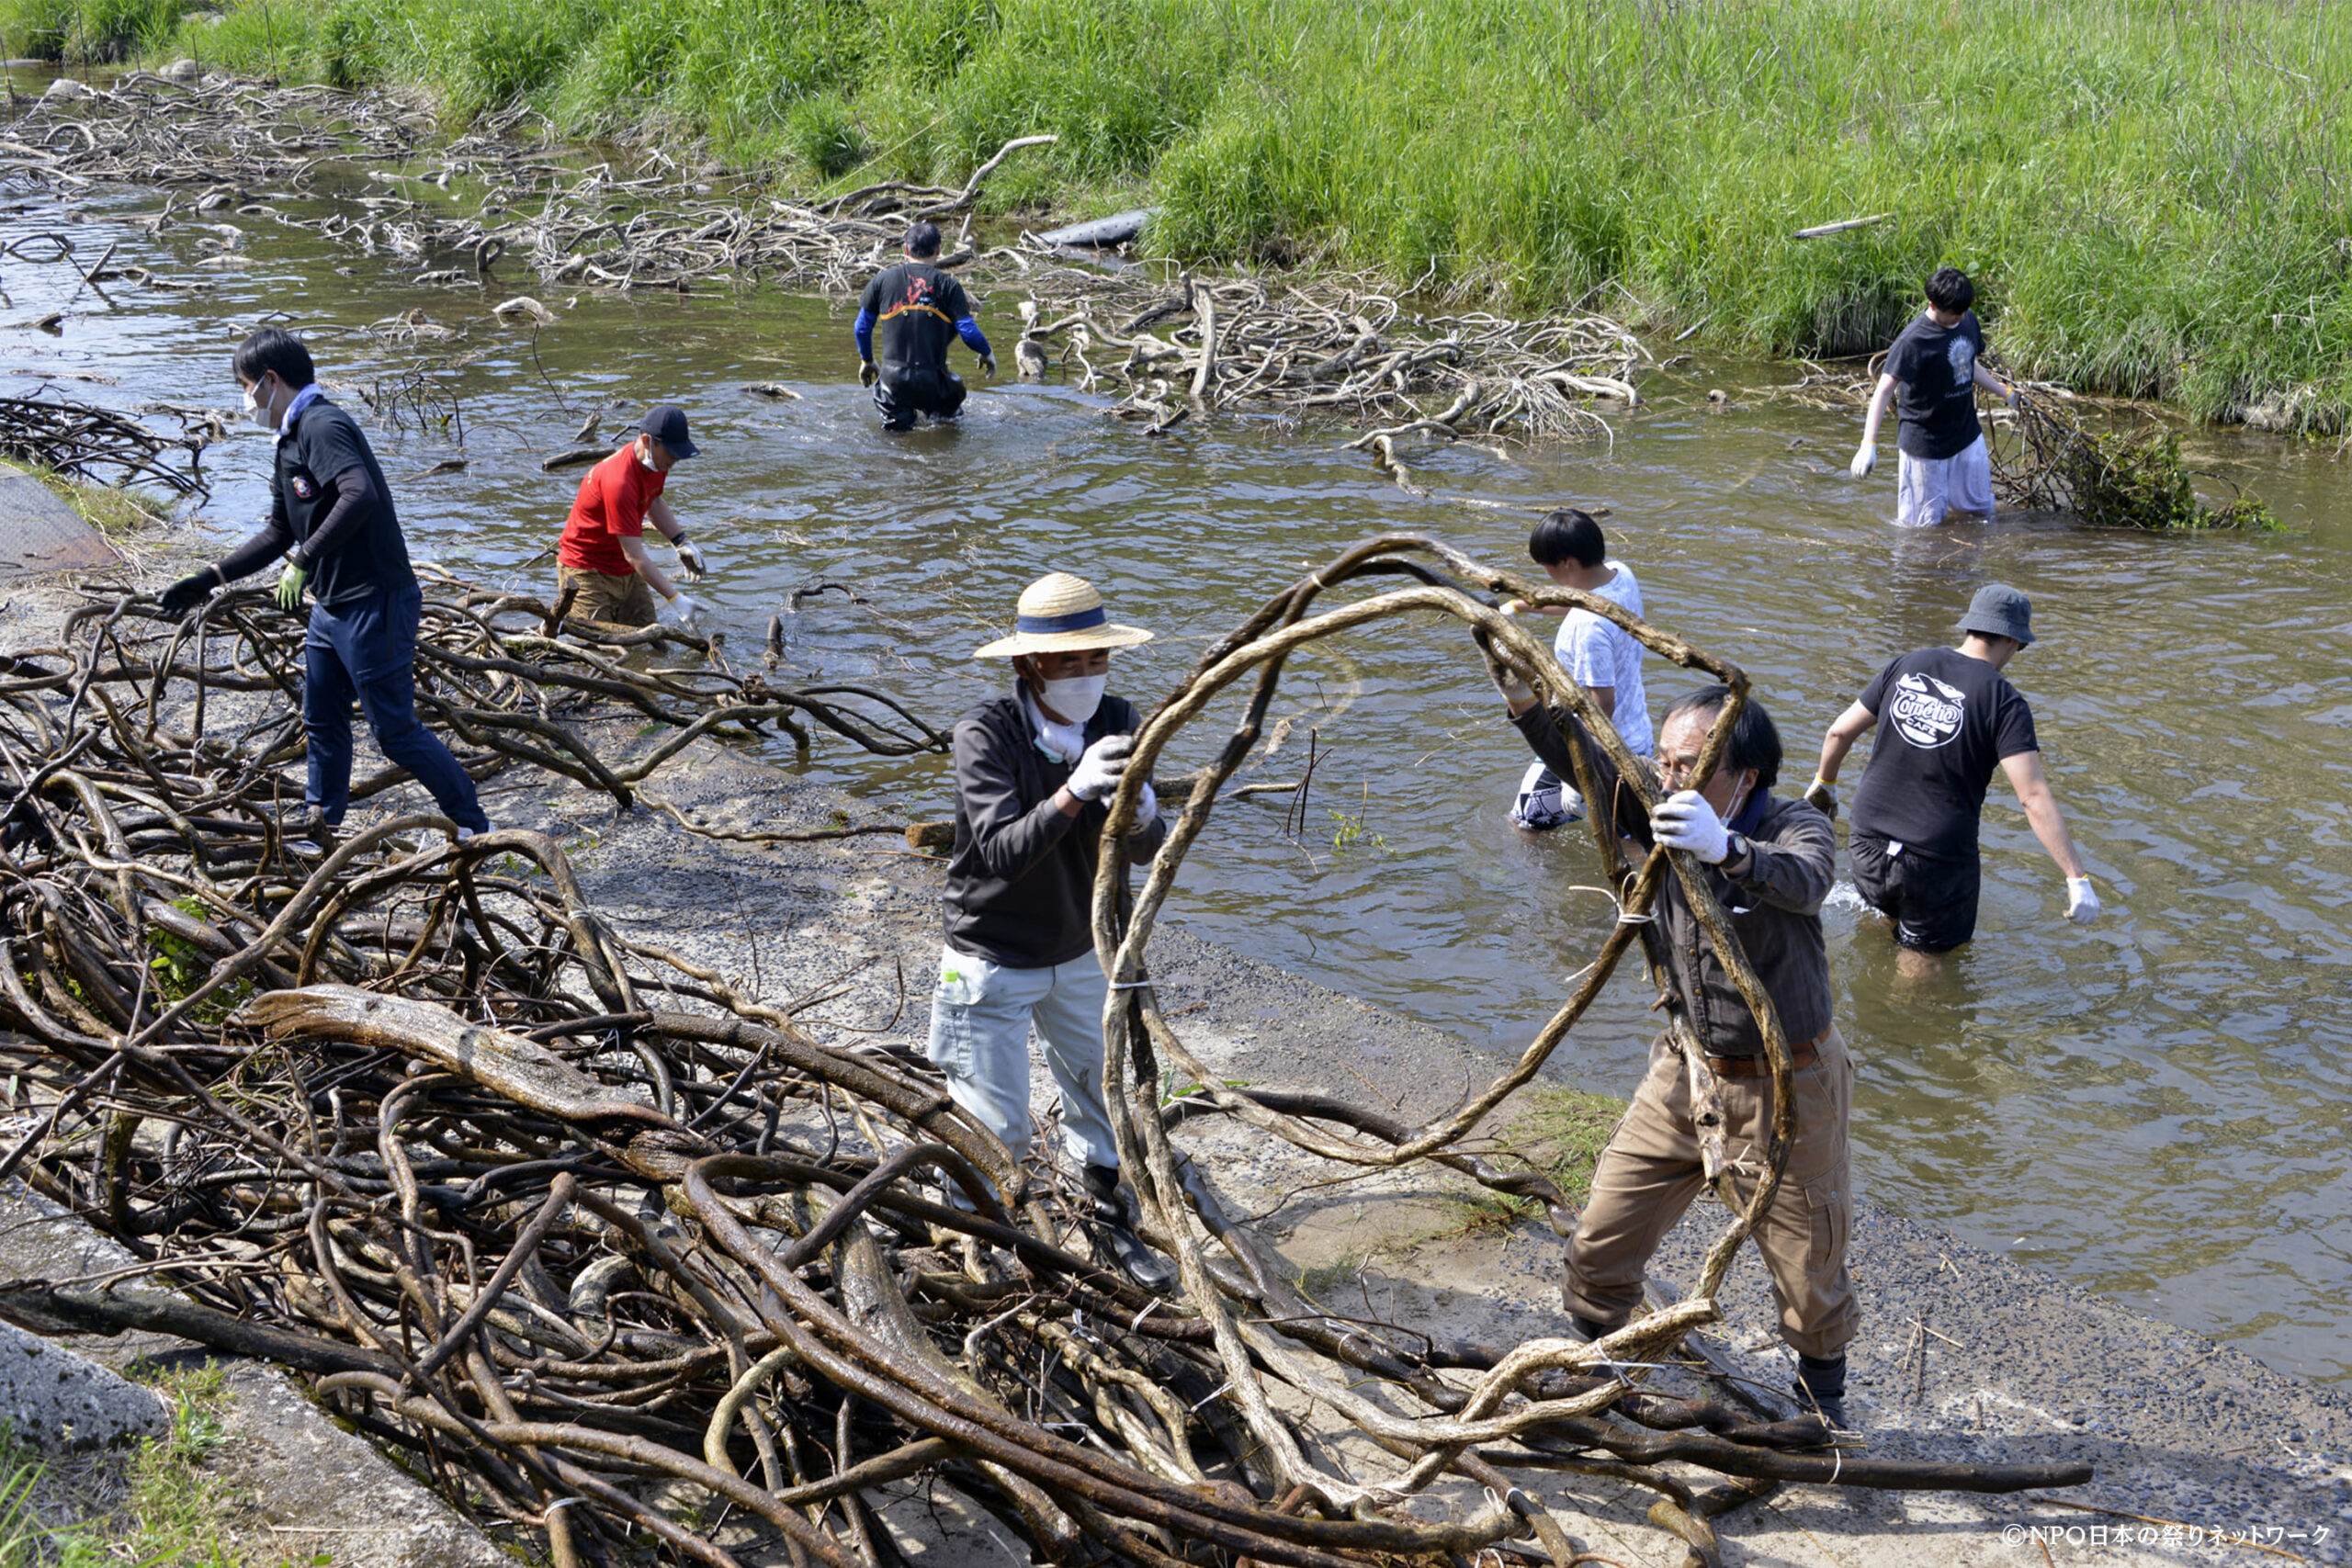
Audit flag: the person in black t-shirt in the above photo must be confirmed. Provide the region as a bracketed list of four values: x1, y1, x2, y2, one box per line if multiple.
[1849, 267, 2022, 527]
[156, 328, 489, 846]
[854, 220, 995, 432]
[1806, 584, 2098, 965]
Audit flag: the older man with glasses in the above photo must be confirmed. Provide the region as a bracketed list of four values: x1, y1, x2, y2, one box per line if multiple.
[1491, 659, 1858, 1427]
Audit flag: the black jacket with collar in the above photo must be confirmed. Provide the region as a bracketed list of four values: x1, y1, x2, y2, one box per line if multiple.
[1512, 703, 1835, 1058]
[944, 690, 1169, 969]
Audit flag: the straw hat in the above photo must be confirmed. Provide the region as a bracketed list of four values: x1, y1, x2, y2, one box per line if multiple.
[972, 572, 1154, 658]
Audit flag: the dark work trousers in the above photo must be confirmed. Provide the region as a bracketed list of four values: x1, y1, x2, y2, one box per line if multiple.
[875, 366, 967, 431]
[302, 583, 489, 831]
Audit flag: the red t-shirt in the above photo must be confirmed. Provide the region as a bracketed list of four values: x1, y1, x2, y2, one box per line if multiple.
[557, 447, 667, 575]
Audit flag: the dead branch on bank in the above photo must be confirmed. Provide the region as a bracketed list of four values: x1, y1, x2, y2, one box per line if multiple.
[3, 75, 1645, 450]
[0, 544, 2087, 1568]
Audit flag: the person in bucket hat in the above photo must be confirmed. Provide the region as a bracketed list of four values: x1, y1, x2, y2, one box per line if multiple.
[1808, 582, 2098, 970]
[928, 572, 1175, 1291]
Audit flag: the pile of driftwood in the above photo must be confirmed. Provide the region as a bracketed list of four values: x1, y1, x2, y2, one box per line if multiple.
[1990, 398, 2278, 530]
[0, 389, 212, 493]
[0, 544, 2088, 1568]
[3, 73, 1645, 447]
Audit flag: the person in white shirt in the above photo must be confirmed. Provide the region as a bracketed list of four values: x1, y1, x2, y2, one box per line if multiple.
[1506, 508, 1653, 829]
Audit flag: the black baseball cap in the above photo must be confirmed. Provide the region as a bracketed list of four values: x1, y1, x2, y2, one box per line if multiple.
[641, 404, 697, 459]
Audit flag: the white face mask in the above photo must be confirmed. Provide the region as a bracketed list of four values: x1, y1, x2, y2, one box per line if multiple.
[243, 381, 275, 432]
[637, 446, 659, 472]
[1037, 673, 1107, 725]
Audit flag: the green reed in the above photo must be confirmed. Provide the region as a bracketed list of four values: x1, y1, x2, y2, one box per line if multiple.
[6, 0, 2346, 429]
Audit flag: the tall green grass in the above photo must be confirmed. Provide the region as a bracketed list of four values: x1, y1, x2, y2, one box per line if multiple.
[6, 0, 2348, 427]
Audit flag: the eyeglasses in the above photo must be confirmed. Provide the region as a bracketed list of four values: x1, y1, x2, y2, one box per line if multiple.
[1654, 751, 1706, 785]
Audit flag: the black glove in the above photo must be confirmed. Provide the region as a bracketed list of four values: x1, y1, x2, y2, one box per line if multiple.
[979, 351, 998, 378]
[159, 568, 217, 616]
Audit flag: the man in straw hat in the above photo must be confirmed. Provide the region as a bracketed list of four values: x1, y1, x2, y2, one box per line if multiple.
[1806, 582, 2098, 974]
[929, 571, 1174, 1291]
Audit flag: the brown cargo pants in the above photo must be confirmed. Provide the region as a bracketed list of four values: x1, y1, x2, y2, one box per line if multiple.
[556, 564, 657, 628]
[1563, 1025, 1859, 1360]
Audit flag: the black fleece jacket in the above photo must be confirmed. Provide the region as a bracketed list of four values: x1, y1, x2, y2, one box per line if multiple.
[943, 690, 1169, 968]
[1512, 702, 1835, 1059]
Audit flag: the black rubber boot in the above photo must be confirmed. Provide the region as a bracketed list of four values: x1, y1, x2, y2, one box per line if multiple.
[1568, 1314, 1623, 1345]
[1083, 1165, 1176, 1294]
[1793, 1351, 1849, 1430]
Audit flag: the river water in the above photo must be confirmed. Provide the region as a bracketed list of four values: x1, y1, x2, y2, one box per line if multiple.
[6, 162, 2347, 1385]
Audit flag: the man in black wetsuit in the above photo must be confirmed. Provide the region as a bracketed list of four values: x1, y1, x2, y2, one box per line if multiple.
[156, 327, 490, 847]
[854, 220, 994, 431]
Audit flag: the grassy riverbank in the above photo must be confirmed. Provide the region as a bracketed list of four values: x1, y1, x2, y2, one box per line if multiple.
[9, 0, 2350, 428]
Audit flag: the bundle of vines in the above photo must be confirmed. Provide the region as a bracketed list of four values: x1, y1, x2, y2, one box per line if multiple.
[4, 73, 1644, 446]
[0, 542, 2089, 1568]
[1991, 399, 2278, 530]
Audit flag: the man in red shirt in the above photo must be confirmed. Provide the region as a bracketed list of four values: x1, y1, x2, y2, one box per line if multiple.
[555, 404, 708, 628]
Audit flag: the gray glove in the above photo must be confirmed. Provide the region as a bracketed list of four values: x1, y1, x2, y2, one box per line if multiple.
[674, 538, 707, 581]
[1067, 734, 1135, 802]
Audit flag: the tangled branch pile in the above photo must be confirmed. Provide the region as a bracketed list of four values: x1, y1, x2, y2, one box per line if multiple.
[1991, 399, 2278, 530]
[0, 390, 212, 494]
[4, 73, 1645, 446]
[0, 544, 2087, 1568]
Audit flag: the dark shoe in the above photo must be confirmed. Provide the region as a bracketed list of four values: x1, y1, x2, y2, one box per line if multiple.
[279, 808, 335, 857]
[1793, 1351, 1849, 1431]
[1568, 1314, 1623, 1344]
[1083, 1165, 1177, 1293]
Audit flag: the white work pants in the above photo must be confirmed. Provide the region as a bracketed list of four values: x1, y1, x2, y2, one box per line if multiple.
[924, 945, 1120, 1179]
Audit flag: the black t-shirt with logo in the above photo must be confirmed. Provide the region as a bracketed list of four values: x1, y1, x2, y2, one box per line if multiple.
[1883, 310, 1987, 459]
[859, 261, 972, 374]
[275, 399, 412, 609]
[1849, 647, 2039, 860]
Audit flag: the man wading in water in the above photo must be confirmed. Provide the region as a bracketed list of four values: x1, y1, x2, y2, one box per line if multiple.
[1807, 584, 2098, 975]
[1503, 507, 1653, 829]
[854, 220, 995, 432]
[553, 405, 707, 630]
[1849, 266, 2021, 527]
[157, 327, 491, 849]
[1491, 660, 1858, 1427]
[925, 572, 1174, 1291]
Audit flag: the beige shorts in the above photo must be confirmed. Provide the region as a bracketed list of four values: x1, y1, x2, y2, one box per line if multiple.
[556, 564, 657, 628]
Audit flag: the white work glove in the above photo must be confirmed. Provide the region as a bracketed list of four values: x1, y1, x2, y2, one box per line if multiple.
[1651, 789, 1731, 864]
[670, 592, 703, 629]
[1802, 774, 1838, 818]
[2064, 876, 2100, 923]
[1134, 781, 1159, 825]
[1849, 444, 1876, 478]
[1067, 734, 1135, 802]
[1480, 639, 1533, 707]
[674, 538, 707, 581]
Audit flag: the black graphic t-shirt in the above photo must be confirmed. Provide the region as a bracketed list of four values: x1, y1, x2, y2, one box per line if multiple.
[1883, 310, 1988, 460]
[1849, 646, 2039, 859]
[859, 261, 973, 374]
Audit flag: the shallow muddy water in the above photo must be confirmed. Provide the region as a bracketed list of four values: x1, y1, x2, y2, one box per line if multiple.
[6, 165, 2348, 1385]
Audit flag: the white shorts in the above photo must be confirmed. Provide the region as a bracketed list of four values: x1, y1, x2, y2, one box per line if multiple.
[1510, 760, 1584, 830]
[1895, 434, 1994, 527]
